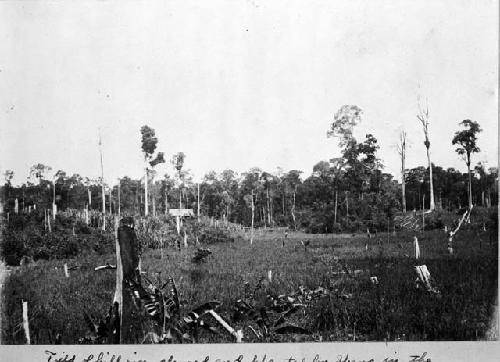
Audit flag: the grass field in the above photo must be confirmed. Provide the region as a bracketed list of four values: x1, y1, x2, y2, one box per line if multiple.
[1, 228, 498, 344]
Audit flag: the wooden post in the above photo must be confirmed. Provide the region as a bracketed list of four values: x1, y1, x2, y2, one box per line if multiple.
[22, 300, 30, 344]
[14, 198, 18, 214]
[176, 215, 180, 235]
[183, 230, 188, 248]
[64, 263, 69, 278]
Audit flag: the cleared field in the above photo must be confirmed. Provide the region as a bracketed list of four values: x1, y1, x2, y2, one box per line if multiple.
[1, 227, 497, 344]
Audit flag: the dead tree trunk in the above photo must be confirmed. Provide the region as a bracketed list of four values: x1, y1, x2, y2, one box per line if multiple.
[417, 100, 435, 210]
[109, 217, 141, 344]
[397, 130, 407, 213]
[99, 130, 106, 230]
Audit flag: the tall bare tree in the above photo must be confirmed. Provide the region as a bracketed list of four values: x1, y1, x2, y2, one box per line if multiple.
[397, 130, 407, 213]
[98, 129, 106, 230]
[417, 99, 435, 210]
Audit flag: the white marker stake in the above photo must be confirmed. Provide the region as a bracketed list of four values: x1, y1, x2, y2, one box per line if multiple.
[22, 300, 30, 344]
[413, 236, 420, 259]
[64, 263, 69, 278]
[268, 270, 273, 283]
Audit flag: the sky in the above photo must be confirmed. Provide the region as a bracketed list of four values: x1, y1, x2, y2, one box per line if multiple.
[0, 0, 498, 186]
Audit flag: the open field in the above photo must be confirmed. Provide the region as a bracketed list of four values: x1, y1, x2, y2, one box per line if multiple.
[1, 226, 497, 344]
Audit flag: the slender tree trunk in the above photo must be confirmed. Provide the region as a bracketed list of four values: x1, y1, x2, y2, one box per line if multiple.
[421, 194, 426, 232]
[282, 192, 285, 216]
[334, 189, 338, 224]
[144, 165, 148, 216]
[99, 131, 106, 230]
[164, 188, 168, 214]
[197, 183, 200, 222]
[251, 189, 254, 245]
[117, 181, 121, 216]
[269, 192, 273, 226]
[426, 147, 435, 210]
[137, 183, 141, 215]
[291, 190, 296, 230]
[467, 160, 473, 210]
[152, 185, 156, 217]
[399, 130, 407, 213]
[266, 188, 271, 225]
[88, 189, 92, 208]
[52, 180, 56, 220]
[346, 191, 349, 217]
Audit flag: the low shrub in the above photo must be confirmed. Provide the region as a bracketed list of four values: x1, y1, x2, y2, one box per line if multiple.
[198, 226, 235, 244]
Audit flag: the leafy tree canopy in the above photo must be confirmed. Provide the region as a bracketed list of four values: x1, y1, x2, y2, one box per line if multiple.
[140, 125, 158, 158]
[452, 119, 482, 165]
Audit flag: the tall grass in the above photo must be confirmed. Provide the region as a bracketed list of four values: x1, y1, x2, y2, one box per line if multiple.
[1, 228, 497, 343]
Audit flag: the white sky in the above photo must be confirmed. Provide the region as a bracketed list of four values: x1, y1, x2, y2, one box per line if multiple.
[0, 0, 498, 186]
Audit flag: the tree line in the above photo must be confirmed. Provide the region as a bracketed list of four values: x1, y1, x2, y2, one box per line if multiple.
[1, 106, 497, 232]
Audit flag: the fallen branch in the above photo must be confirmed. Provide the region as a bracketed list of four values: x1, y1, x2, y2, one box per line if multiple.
[94, 263, 117, 271]
[450, 206, 473, 238]
[207, 310, 243, 342]
[447, 206, 473, 253]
